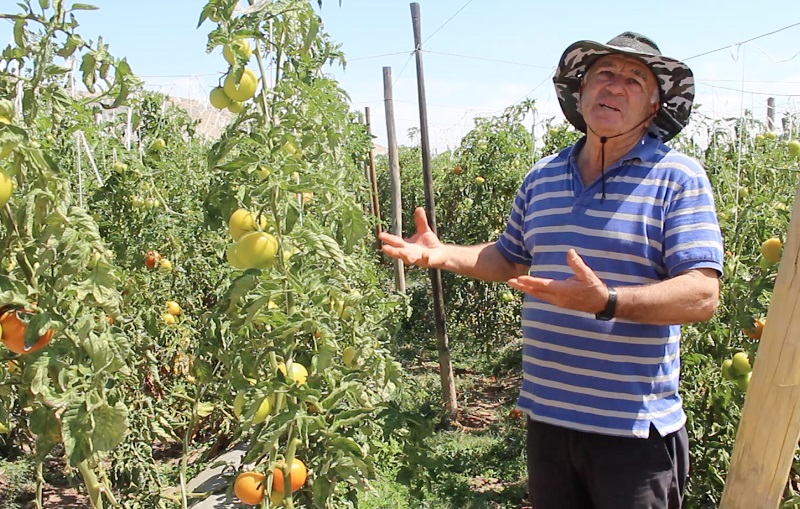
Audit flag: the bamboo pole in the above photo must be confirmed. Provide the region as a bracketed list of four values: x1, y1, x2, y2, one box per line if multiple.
[719, 181, 800, 508]
[410, 2, 457, 417]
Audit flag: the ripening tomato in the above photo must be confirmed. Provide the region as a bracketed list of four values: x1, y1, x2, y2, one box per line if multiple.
[272, 458, 307, 493]
[234, 471, 265, 505]
[0, 309, 53, 355]
[144, 251, 161, 269]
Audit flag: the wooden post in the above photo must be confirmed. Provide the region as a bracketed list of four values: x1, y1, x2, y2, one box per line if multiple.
[719, 181, 800, 508]
[382, 67, 406, 294]
[410, 1, 458, 417]
[365, 107, 383, 240]
[767, 97, 775, 132]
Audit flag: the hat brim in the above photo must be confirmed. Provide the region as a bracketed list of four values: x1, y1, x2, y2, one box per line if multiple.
[553, 40, 694, 142]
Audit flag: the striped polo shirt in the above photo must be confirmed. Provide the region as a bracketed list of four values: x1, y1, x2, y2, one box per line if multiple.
[495, 133, 724, 438]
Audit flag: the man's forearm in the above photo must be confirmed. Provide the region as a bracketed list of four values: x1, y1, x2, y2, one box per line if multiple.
[614, 269, 720, 325]
[436, 242, 527, 282]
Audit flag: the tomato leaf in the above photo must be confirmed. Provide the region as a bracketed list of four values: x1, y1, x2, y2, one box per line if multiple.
[91, 402, 128, 451]
[69, 3, 99, 11]
[24, 312, 51, 350]
[312, 474, 333, 508]
[27, 353, 52, 398]
[80, 53, 96, 93]
[0, 275, 30, 307]
[30, 406, 61, 459]
[110, 82, 130, 108]
[61, 402, 93, 466]
[300, 15, 319, 57]
[218, 272, 260, 314]
[13, 18, 26, 48]
[196, 402, 215, 417]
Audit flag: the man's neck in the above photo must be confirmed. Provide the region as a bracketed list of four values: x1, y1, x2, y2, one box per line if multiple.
[576, 129, 645, 186]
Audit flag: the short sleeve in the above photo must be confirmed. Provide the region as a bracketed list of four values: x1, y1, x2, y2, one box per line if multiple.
[663, 168, 724, 278]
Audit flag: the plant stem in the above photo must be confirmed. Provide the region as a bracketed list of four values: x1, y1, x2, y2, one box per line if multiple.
[77, 460, 104, 509]
[179, 383, 206, 509]
[34, 460, 43, 509]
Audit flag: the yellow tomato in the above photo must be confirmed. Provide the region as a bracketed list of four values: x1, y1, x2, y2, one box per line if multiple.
[277, 362, 308, 385]
[342, 346, 358, 368]
[223, 69, 258, 102]
[160, 259, 173, 271]
[223, 39, 253, 65]
[166, 300, 181, 316]
[228, 100, 244, 113]
[226, 244, 247, 269]
[0, 169, 14, 207]
[237, 231, 279, 269]
[761, 237, 782, 264]
[162, 313, 176, 325]
[228, 208, 267, 241]
[209, 87, 231, 110]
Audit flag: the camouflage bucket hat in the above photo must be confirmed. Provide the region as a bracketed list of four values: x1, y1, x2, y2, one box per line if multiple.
[552, 32, 694, 142]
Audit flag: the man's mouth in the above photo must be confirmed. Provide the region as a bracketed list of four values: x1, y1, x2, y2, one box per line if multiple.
[599, 103, 620, 112]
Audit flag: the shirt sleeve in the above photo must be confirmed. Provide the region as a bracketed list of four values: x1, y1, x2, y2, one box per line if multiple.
[663, 167, 724, 278]
[495, 181, 532, 266]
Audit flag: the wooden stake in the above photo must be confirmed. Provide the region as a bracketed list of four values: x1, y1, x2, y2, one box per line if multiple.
[767, 97, 775, 132]
[365, 107, 383, 240]
[719, 181, 800, 508]
[410, 1, 458, 417]
[382, 67, 406, 294]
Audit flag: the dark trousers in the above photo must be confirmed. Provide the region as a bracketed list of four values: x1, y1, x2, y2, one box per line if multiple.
[526, 418, 689, 509]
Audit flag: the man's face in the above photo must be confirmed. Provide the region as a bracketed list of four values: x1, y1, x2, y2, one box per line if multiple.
[578, 54, 660, 137]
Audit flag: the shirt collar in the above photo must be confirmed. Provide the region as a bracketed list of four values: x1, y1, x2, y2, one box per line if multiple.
[567, 132, 661, 169]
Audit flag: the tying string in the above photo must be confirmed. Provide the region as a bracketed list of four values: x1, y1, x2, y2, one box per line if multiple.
[587, 112, 657, 200]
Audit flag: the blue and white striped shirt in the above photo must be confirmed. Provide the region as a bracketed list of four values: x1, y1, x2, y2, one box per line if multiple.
[495, 134, 724, 438]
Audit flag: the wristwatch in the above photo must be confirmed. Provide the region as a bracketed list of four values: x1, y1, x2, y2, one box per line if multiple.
[595, 287, 617, 321]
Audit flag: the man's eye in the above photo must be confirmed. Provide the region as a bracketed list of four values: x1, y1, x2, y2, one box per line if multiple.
[627, 78, 643, 87]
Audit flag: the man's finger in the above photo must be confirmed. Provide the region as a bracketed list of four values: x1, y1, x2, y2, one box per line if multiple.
[413, 207, 432, 235]
[566, 249, 592, 280]
[381, 244, 411, 264]
[508, 276, 554, 293]
[377, 231, 404, 248]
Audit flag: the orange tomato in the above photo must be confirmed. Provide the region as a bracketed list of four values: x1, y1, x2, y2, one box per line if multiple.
[508, 409, 524, 420]
[744, 318, 766, 340]
[0, 309, 53, 355]
[233, 471, 265, 505]
[272, 458, 307, 493]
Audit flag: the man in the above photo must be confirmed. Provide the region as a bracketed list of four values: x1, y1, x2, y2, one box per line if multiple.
[378, 32, 724, 508]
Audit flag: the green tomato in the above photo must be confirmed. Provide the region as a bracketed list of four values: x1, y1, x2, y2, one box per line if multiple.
[233, 392, 246, 419]
[735, 372, 752, 392]
[732, 351, 752, 375]
[252, 397, 271, 424]
[721, 359, 736, 380]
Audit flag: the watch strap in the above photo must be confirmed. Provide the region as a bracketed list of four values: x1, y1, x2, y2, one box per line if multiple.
[595, 287, 617, 321]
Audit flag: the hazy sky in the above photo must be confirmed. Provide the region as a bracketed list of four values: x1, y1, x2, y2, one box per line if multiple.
[2, 1, 798, 150]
